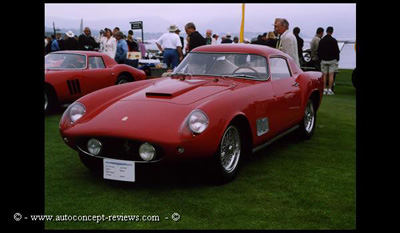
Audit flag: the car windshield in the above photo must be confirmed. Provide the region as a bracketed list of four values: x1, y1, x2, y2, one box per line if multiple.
[45, 53, 86, 69]
[173, 52, 269, 80]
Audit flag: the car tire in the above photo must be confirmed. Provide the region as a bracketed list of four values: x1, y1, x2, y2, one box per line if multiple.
[78, 153, 102, 172]
[299, 99, 317, 140]
[209, 123, 243, 184]
[45, 88, 58, 115]
[115, 75, 132, 85]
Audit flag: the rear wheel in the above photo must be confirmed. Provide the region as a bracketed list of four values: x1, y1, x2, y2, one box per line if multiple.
[298, 99, 316, 140]
[210, 124, 243, 184]
[115, 74, 132, 85]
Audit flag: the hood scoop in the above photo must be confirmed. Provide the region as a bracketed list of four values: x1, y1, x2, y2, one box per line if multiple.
[144, 78, 207, 98]
[145, 92, 173, 98]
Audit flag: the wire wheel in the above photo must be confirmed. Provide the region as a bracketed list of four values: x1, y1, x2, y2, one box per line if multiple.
[220, 126, 241, 173]
[304, 100, 315, 133]
[44, 92, 48, 110]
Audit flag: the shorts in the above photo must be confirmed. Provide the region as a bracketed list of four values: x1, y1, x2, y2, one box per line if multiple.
[321, 60, 338, 74]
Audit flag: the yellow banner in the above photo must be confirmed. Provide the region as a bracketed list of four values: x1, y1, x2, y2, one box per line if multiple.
[240, 4, 245, 43]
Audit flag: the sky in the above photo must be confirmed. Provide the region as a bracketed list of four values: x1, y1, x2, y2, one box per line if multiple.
[45, 3, 356, 40]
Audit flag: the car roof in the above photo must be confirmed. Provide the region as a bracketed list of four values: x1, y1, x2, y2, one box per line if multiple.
[51, 50, 105, 56]
[191, 44, 288, 57]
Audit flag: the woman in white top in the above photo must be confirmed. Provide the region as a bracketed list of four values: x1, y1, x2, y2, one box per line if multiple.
[100, 28, 117, 59]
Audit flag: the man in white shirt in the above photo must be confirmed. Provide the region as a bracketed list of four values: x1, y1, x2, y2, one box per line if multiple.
[274, 18, 300, 67]
[156, 25, 183, 68]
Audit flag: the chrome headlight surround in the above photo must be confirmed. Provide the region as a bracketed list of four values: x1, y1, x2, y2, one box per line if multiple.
[187, 110, 209, 134]
[68, 102, 86, 124]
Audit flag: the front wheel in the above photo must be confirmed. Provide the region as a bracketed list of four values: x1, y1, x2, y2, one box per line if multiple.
[210, 124, 243, 184]
[298, 99, 316, 140]
[45, 89, 58, 115]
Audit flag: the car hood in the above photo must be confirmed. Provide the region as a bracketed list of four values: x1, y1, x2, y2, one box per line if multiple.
[119, 76, 234, 105]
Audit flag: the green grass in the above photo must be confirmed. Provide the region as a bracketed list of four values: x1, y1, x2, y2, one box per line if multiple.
[45, 69, 356, 230]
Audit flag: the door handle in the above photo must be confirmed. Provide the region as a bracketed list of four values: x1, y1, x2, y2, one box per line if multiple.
[292, 82, 299, 87]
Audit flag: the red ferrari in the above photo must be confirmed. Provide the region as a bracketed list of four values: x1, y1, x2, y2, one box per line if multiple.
[45, 51, 146, 114]
[59, 44, 324, 184]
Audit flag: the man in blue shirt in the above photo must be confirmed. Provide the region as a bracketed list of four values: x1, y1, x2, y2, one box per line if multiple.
[51, 34, 60, 52]
[114, 31, 128, 64]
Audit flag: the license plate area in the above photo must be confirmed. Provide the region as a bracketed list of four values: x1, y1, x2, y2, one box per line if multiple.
[103, 158, 135, 182]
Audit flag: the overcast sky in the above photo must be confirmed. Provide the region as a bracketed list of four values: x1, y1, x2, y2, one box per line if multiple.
[45, 3, 356, 39]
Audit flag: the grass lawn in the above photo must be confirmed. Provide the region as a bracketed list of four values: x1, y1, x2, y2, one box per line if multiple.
[45, 69, 356, 230]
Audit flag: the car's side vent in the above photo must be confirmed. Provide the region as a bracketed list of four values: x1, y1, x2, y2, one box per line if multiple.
[67, 79, 82, 95]
[256, 117, 269, 136]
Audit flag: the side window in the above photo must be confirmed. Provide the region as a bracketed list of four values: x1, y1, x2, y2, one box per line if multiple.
[269, 57, 291, 80]
[88, 57, 106, 69]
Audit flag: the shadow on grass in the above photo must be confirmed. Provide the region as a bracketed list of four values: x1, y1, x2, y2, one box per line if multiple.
[84, 128, 304, 190]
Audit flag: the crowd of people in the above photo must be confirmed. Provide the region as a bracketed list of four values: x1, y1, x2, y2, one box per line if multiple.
[45, 26, 146, 64]
[45, 18, 340, 95]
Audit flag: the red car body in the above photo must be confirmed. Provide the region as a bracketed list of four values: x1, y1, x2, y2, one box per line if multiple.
[45, 51, 146, 112]
[59, 44, 324, 183]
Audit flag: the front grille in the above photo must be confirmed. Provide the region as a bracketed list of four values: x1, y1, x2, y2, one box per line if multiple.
[76, 137, 163, 162]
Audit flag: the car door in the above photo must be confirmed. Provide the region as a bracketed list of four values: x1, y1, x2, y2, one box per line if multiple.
[269, 56, 302, 129]
[80, 56, 115, 94]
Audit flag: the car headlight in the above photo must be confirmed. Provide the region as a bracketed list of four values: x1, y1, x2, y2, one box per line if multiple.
[87, 138, 102, 156]
[188, 110, 209, 134]
[139, 143, 156, 161]
[69, 102, 86, 123]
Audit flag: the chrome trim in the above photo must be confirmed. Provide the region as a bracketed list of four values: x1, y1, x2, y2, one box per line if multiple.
[76, 144, 163, 163]
[252, 125, 299, 153]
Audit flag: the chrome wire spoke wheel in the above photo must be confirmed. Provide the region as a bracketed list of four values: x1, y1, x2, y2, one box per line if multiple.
[118, 79, 128, 85]
[44, 92, 48, 110]
[304, 100, 315, 133]
[220, 126, 241, 173]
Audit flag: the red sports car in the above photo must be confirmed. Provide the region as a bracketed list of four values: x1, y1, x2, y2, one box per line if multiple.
[59, 44, 324, 184]
[45, 51, 146, 114]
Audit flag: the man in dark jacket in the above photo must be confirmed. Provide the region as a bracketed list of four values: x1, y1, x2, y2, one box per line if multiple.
[293, 27, 304, 66]
[184, 22, 206, 52]
[318, 26, 340, 95]
[63, 31, 80, 50]
[78, 27, 99, 51]
[221, 33, 233, 44]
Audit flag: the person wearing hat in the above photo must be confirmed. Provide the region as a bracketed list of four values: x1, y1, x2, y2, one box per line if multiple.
[63, 30, 80, 50]
[114, 31, 129, 64]
[184, 22, 205, 52]
[126, 30, 139, 52]
[156, 24, 183, 68]
[221, 33, 233, 44]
